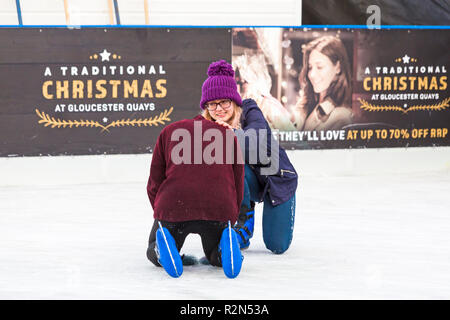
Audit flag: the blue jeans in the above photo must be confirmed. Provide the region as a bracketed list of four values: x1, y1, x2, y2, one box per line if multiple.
[242, 165, 296, 254]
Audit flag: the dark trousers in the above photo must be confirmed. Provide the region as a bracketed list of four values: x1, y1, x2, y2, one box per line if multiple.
[146, 220, 228, 267]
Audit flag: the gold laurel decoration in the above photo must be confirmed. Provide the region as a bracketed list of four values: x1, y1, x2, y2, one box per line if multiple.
[359, 97, 450, 115]
[36, 106, 174, 133]
[359, 99, 405, 113]
[101, 107, 173, 132]
[36, 109, 109, 131]
[406, 97, 450, 113]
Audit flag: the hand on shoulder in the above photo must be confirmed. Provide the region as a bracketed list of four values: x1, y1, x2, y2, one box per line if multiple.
[215, 119, 235, 130]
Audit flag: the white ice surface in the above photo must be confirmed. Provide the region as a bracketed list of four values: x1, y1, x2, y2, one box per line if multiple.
[1, 159, 450, 299]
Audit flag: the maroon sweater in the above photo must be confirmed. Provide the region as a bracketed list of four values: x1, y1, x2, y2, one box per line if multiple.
[147, 115, 244, 223]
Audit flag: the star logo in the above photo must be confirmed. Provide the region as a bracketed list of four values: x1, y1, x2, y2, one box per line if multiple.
[402, 54, 411, 64]
[99, 49, 111, 62]
[103, 117, 108, 123]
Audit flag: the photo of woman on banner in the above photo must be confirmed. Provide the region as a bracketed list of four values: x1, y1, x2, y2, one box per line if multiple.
[291, 35, 353, 131]
[200, 60, 298, 254]
[232, 29, 353, 133]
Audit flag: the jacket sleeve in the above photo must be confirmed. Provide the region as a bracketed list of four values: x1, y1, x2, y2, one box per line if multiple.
[146, 131, 166, 209]
[242, 98, 267, 131]
[241, 98, 273, 166]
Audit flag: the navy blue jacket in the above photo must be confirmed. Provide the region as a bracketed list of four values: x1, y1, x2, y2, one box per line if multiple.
[238, 98, 298, 206]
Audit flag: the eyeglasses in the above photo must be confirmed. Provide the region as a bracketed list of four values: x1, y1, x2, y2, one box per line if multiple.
[206, 99, 232, 111]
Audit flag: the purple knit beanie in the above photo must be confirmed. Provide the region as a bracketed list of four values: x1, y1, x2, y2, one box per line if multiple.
[200, 60, 243, 110]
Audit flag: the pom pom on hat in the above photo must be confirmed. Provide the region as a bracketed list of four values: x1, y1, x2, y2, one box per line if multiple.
[207, 60, 235, 77]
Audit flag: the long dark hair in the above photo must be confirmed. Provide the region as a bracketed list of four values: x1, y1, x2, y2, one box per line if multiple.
[299, 36, 352, 114]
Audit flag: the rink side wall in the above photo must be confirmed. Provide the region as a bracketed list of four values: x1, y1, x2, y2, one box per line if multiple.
[1, 147, 449, 187]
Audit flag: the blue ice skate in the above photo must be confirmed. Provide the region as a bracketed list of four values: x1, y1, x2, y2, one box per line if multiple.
[219, 221, 243, 279]
[156, 222, 183, 278]
[233, 202, 255, 250]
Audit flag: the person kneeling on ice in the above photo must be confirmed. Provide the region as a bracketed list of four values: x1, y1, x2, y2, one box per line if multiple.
[146, 106, 245, 278]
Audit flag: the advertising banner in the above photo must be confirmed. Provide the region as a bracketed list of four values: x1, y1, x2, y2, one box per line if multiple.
[0, 28, 231, 157]
[232, 28, 449, 149]
[1, 27, 448, 156]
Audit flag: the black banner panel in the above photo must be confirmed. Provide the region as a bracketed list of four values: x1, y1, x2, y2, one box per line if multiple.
[302, 0, 450, 26]
[0, 28, 231, 156]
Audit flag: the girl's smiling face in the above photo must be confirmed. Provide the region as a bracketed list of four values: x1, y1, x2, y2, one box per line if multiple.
[207, 99, 234, 123]
[307, 49, 341, 98]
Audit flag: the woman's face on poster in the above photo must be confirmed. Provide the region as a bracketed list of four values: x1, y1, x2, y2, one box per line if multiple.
[307, 49, 341, 96]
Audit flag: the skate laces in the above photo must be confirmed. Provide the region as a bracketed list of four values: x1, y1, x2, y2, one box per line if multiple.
[233, 204, 255, 244]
